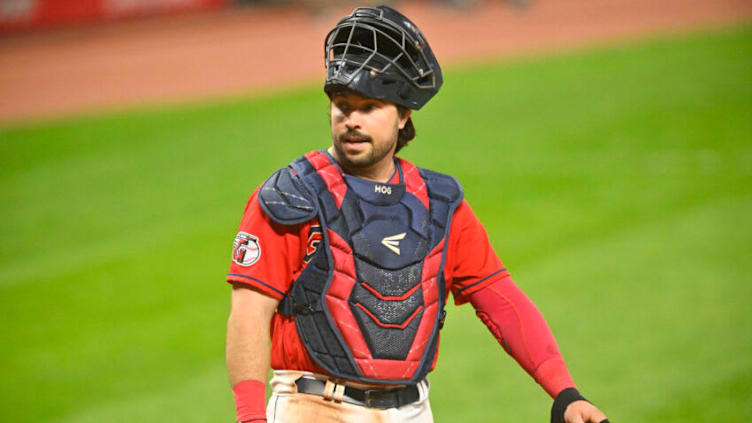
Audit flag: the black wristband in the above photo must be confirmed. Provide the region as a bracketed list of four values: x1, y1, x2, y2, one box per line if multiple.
[551, 387, 589, 423]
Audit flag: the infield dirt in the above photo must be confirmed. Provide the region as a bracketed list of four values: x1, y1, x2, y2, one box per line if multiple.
[0, 0, 750, 123]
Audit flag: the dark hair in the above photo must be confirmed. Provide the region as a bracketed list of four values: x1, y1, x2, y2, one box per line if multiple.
[396, 106, 415, 154]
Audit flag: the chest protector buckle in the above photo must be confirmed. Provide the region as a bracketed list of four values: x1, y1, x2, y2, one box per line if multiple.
[260, 151, 463, 385]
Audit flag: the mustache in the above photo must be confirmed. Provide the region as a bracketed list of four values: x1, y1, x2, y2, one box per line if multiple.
[338, 129, 372, 142]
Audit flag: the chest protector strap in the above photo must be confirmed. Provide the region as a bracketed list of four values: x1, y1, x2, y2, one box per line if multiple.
[260, 150, 463, 385]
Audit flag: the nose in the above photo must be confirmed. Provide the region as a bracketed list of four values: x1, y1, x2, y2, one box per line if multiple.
[344, 111, 361, 130]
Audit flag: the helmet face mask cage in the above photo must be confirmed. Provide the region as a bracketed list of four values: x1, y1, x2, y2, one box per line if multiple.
[325, 18, 436, 90]
[324, 6, 442, 110]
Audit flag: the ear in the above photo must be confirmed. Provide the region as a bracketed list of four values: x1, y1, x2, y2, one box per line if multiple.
[398, 109, 412, 130]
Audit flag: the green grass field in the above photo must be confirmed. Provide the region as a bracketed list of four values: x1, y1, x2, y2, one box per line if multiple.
[1, 25, 751, 422]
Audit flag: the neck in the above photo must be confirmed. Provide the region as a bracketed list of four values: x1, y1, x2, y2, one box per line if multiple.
[327, 147, 396, 183]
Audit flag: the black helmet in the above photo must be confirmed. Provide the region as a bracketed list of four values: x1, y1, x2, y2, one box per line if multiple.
[324, 5, 443, 110]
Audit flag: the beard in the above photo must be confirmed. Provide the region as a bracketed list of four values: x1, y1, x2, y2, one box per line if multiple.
[332, 128, 397, 170]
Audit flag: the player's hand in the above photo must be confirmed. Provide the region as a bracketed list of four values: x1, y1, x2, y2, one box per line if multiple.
[563, 400, 609, 423]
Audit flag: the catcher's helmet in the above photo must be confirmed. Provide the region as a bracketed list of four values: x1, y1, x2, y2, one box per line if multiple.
[324, 5, 442, 110]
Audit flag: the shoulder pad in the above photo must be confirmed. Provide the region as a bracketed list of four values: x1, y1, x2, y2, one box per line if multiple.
[418, 168, 464, 204]
[258, 167, 318, 225]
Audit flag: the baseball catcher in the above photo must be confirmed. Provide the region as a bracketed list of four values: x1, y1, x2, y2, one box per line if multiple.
[225, 5, 610, 423]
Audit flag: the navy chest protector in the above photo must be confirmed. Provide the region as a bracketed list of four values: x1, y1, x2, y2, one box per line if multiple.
[259, 151, 463, 385]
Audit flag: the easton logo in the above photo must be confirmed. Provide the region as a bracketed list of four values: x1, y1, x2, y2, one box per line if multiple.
[381, 232, 406, 255]
[374, 185, 392, 195]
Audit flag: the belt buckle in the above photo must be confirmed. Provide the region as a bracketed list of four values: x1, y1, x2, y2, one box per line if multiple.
[363, 389, 378, 408]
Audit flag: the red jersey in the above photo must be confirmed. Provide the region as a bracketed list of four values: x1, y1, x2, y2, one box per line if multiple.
[227, 167, 510, 375]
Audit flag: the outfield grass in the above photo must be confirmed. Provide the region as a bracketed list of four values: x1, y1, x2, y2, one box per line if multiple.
[1, 25, 751, 422]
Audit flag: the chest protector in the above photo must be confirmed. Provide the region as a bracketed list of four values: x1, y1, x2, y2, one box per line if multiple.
[259, 151, 463, 385]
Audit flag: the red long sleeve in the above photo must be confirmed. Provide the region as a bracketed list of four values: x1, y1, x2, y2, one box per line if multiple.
[469, 276, 576, 398]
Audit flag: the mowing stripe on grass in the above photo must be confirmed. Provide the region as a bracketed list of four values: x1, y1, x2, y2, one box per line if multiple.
[1, 25, 750, 423]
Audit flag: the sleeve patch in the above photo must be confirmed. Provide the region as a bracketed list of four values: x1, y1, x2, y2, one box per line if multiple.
[232, 232, 261, 267]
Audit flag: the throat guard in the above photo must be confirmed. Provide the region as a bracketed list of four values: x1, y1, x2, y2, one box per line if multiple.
[259, 151, 463, 384]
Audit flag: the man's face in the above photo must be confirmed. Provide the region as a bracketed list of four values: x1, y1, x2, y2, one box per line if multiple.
[330, 91, 409, 170]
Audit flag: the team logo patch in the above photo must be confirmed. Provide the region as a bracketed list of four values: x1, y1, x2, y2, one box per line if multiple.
[232, 232, 261, 267]
[304, 225, 323, 263]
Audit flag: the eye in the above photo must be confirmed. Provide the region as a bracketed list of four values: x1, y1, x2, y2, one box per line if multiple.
[335, 102, 351, 114]
[361, 102, 379, 112]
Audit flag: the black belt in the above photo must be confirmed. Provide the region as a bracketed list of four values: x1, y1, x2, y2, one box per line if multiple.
[294, 377, 420, 409]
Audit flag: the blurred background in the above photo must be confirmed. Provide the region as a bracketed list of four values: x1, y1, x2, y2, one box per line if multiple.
[1, 0, 751, 422]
